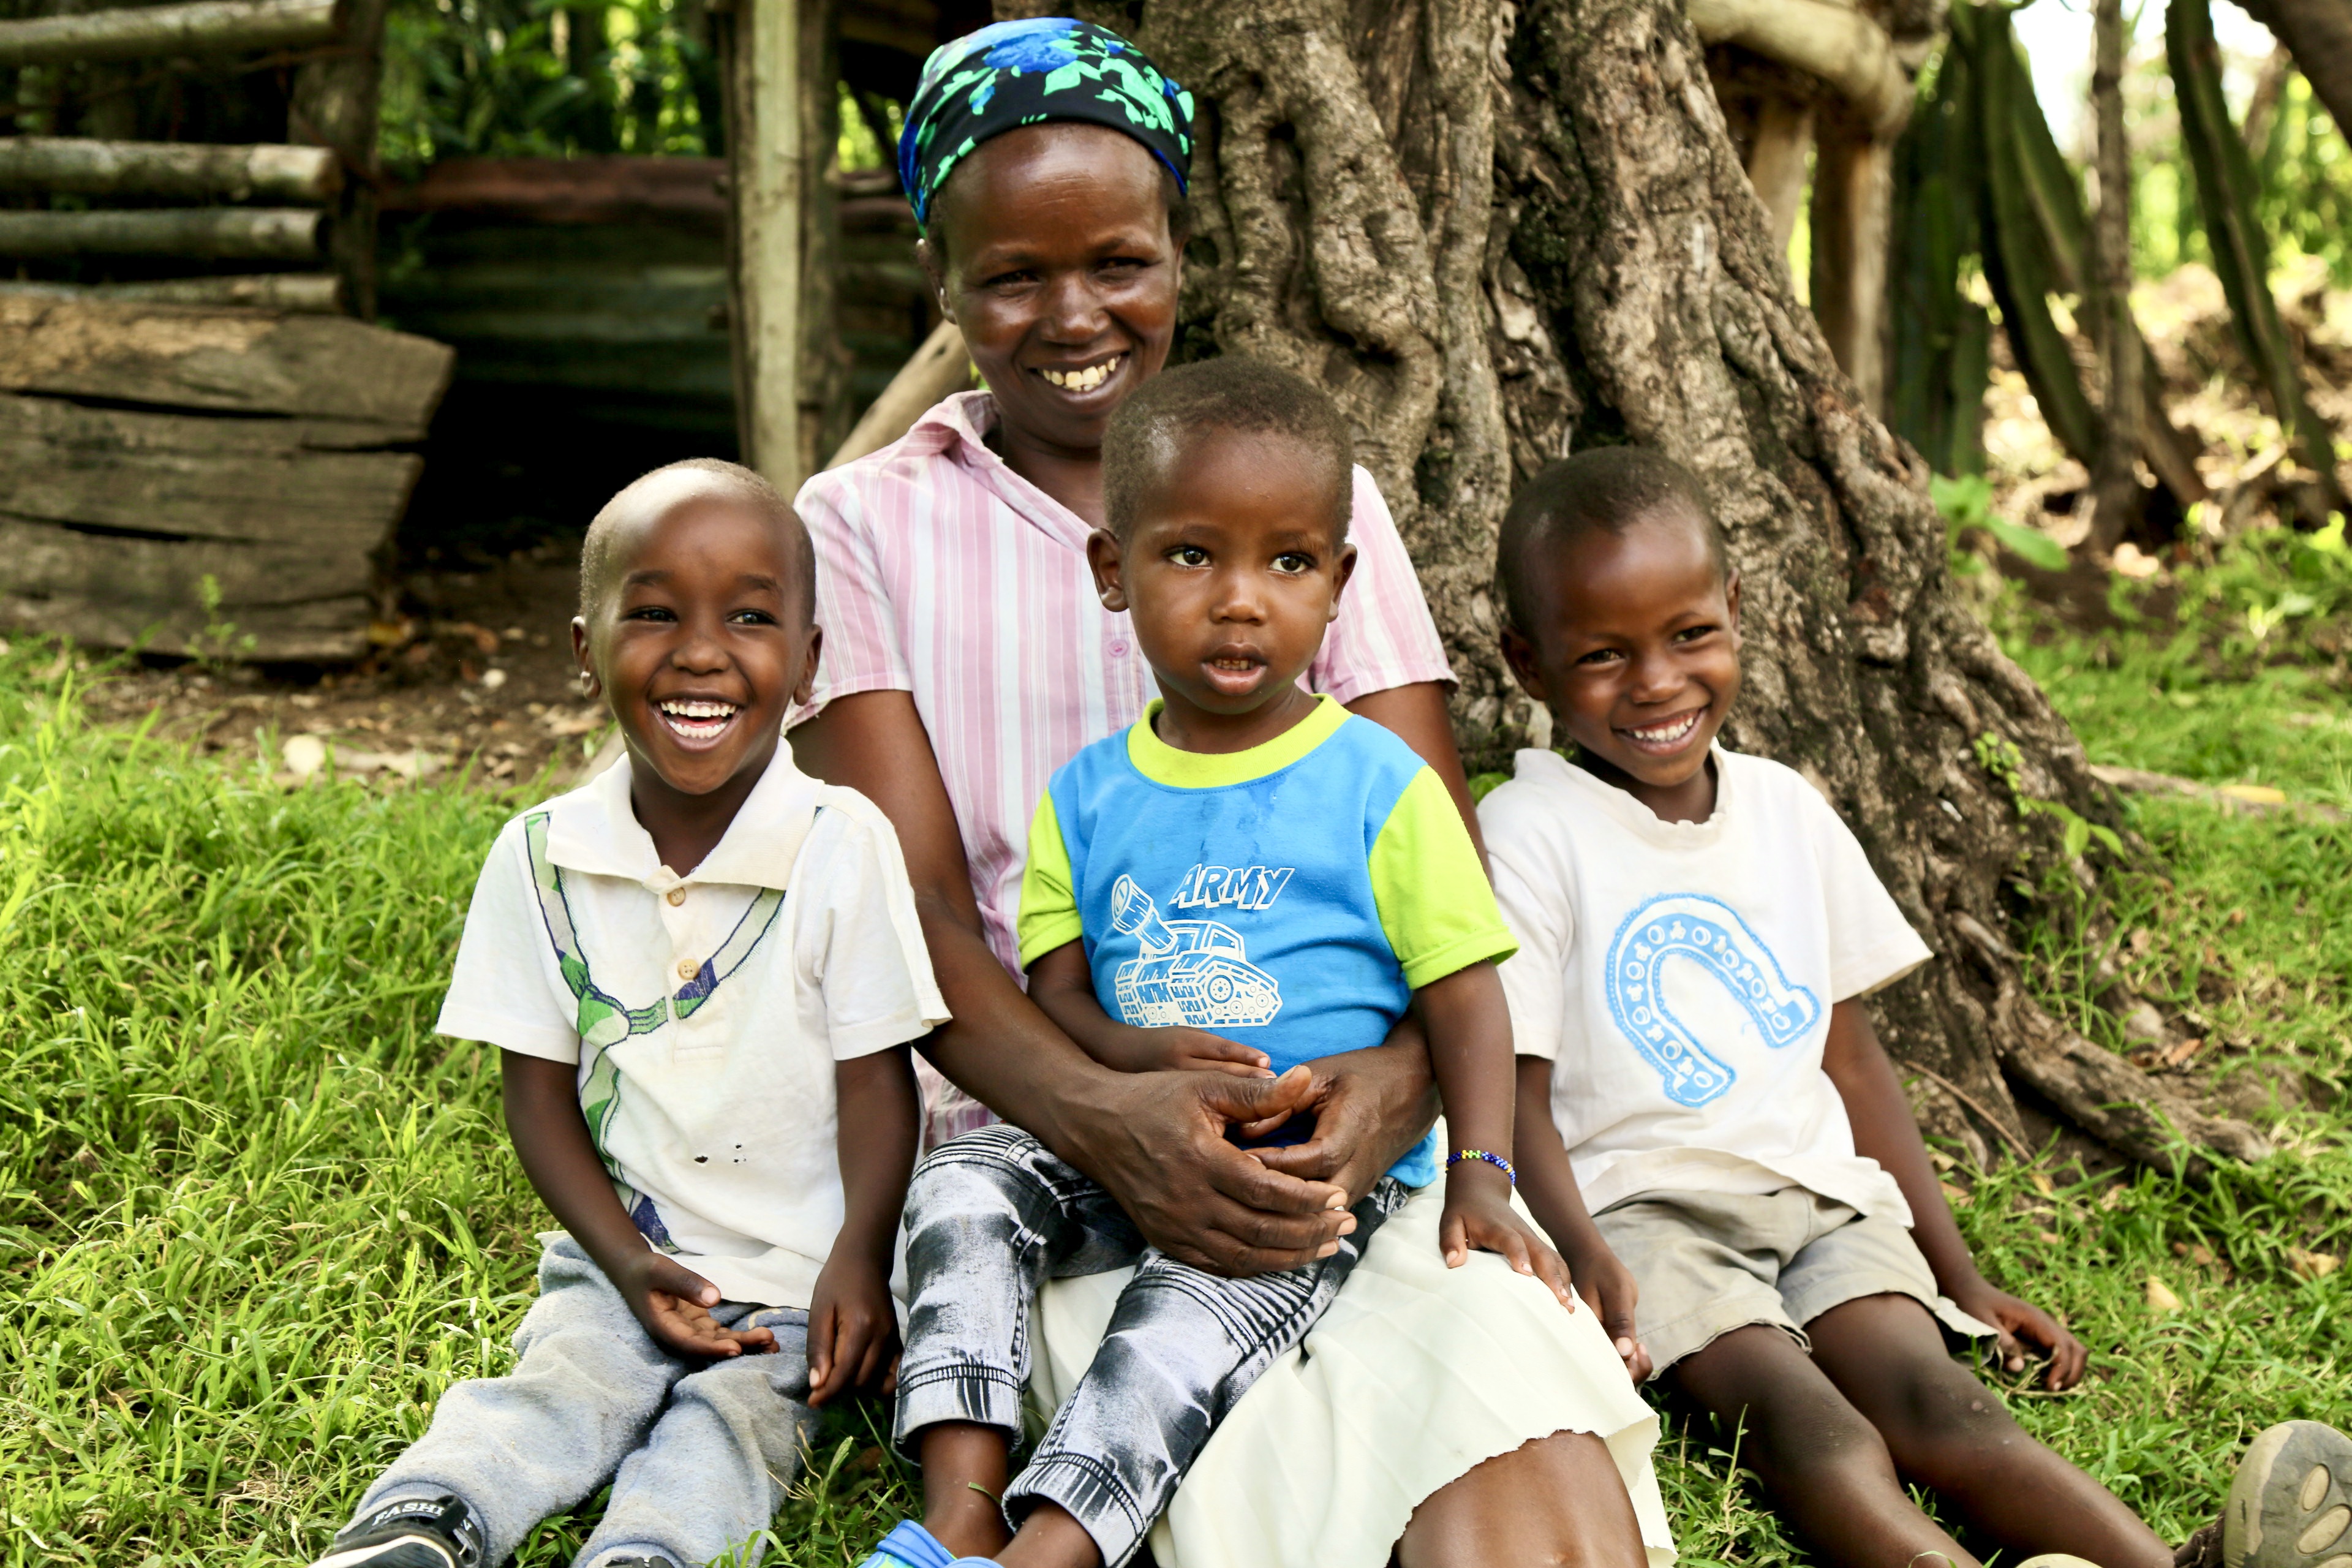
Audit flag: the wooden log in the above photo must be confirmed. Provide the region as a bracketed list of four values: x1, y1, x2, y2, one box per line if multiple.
[0, 207, 322, 259]
[827, 318, 968, 468]
[0, 0, 338, 66]
[0, 273, 344, 312]
[0, 294, 454, 440]
[0, 137, 338, 201]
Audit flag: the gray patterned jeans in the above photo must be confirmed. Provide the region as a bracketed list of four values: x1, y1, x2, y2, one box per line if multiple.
[895, 1123, 1408, 1568]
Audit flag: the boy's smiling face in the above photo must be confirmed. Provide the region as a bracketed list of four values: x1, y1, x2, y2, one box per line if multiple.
[1087, 427, 1355, 747]
[1501, 504, 1742, 822]
[572, 480, 820, 808]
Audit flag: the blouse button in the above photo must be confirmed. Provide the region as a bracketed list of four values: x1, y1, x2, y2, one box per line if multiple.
[1109, 641, 1129, 657]
[666, 888, 686, 907]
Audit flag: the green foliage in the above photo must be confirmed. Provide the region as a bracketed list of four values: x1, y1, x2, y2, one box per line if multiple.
[1935, 472, 2070, 571]
[2255, 74, 2352, 287]
[377, 0, 722, 170]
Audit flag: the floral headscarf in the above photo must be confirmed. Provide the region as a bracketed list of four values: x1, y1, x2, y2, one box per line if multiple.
[898, 17, 1195, 226]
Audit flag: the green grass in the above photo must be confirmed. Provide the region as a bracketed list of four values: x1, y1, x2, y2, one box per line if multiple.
[4, 526, 2351, 1566]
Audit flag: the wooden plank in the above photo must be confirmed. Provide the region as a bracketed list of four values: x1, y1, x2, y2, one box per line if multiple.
[0, 295, 454, 438]
[0, 0, 338, 66]
[0, 393, 418, 543]
[380, 156, 728, 228]
[0, 207, 323, 259]
[0, 274, 344, 312]
[0, 528, 377, 661]
[0, 138, 337, 201]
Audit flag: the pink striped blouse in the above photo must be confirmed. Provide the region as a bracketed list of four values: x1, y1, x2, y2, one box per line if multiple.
[790, 391, 1453, 1139]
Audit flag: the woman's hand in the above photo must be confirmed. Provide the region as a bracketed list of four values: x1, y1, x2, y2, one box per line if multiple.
[1438, 1166, 1577, 1310]
[1948, 1275, 2088, 1390]
[1244, 1031, 1439, 1206]
[807, 1251, 900, 1405]
[609, 1250, 776, 1360]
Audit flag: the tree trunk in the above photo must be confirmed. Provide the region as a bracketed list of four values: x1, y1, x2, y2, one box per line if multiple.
[1046, 0, 2269, 1172]
[2231, 0, 2352, 147]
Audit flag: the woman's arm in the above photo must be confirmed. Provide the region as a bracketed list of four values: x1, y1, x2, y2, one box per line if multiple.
[1822, 998, 2088, 1389]
[1348, 682, 1486, 859]
[790, 690, 1357, 1275]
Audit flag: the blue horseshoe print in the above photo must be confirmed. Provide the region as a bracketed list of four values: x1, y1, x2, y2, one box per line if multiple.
[1603, 893, 1822, 1107]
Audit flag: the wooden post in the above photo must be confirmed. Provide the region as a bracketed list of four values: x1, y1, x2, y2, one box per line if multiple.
[1809, 107, 1894, 412]
[293, 0, 390, 318]
[720, 0, 805, 489]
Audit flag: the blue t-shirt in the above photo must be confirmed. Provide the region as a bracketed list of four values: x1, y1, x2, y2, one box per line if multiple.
[1020, 696, 1515, 1185]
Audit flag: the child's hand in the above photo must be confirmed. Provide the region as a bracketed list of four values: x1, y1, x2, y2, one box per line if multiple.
[808, 1250, 900, 1406]
[1126, 1026, 1273, 1079]
[1439, 1168, 1577, 1310]
[1560, 1236, 1651, 1382]
[1948, 1275, 2087, 1391]
[613, 1250, 777, 1359]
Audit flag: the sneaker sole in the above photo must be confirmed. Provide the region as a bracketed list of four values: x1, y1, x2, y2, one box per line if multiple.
[312, 1538, 461, 1568]
[2228, 1422, 2352, 1568]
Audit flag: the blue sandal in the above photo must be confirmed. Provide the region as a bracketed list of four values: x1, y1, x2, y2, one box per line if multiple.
[857, 1520, 1002, 1568]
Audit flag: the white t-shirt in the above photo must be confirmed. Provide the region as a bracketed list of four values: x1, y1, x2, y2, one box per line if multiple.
[436, 750, 949, 1309]
[1481, 745, 1933, 1224]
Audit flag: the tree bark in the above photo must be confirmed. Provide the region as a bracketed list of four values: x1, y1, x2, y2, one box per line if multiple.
[1063, 0, 2267, 1171]
[2087, 0, 2143, 555]
[2231, 0, 2352, 147]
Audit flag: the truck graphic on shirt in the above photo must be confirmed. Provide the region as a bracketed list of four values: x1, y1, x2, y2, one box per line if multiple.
[1108, 874, 1283, 1028]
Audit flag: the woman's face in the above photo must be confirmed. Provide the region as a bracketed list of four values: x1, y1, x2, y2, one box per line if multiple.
[921, 123, 1180, 458]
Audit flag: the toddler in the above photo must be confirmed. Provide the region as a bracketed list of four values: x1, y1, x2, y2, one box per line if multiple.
[861, 358, 1572, 1568]
[314, 460, 944, 1568]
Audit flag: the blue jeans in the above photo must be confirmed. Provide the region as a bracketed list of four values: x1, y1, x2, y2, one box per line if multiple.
[895, 1124, 1408, 1568]
[351, 1234, 817, 1568]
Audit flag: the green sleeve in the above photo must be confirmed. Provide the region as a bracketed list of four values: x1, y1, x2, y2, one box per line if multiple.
[1017, 791, 1085, 970]
[1368, 768, 1518, 989]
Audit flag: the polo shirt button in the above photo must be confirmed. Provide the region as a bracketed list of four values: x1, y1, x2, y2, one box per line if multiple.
[666, 888, 686, 907]
[677, 958, 696, 980]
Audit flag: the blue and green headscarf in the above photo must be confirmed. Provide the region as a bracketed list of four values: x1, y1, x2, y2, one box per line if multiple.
[898, 18, 1196, 227]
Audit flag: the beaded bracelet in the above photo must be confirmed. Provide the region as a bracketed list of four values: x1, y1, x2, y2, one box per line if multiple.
[1446, 1148, 1517, 1185]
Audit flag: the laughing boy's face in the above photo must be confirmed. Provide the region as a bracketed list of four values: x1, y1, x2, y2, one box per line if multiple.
[574, 483, 818, 805]
[1502, 503, 1742, 820]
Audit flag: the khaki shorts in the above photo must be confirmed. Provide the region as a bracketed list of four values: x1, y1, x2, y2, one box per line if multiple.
[1593, 1185, 1998, 1378]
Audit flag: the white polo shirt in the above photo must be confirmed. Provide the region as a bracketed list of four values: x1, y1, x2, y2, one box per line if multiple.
[1482, 745, 1933, 1224]
[436, 749, 949, 1309]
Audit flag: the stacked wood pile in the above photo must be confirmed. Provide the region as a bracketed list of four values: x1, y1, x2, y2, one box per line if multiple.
[0, 0, 456, 662]
[0, 292, 451, 659]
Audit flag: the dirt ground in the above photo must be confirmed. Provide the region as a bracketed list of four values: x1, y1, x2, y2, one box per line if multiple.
[72, 539, 610, 794]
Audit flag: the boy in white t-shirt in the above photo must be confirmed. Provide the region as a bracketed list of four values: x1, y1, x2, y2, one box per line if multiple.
[312, 461, 948, 1568]
[1480, 448, 2351, 1568]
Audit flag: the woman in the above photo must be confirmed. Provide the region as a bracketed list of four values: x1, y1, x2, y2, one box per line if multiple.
[789, 20, 1671, 1568]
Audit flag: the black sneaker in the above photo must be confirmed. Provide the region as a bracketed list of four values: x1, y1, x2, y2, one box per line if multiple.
[2227, 1422, 2352, 1568]
[312, 1494, 486, 1568]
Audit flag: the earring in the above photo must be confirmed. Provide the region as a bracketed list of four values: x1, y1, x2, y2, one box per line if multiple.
[577, 669, 595, 693]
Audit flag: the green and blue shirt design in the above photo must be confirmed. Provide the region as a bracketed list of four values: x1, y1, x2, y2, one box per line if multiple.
[1020, 696, 1516, 1186]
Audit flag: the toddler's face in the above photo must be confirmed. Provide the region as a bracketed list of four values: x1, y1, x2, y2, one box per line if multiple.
[1502, 505, 1742, 805]
[1088, 429, 1354, 721]
[572, 491, 819, 801]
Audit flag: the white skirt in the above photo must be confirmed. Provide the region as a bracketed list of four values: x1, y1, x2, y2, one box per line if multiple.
[1027, 1175, 1676, 1568]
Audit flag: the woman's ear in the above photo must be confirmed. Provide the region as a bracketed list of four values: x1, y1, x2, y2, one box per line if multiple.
[916, 237, 955, 324]
[1085, 529, 1130, 612]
